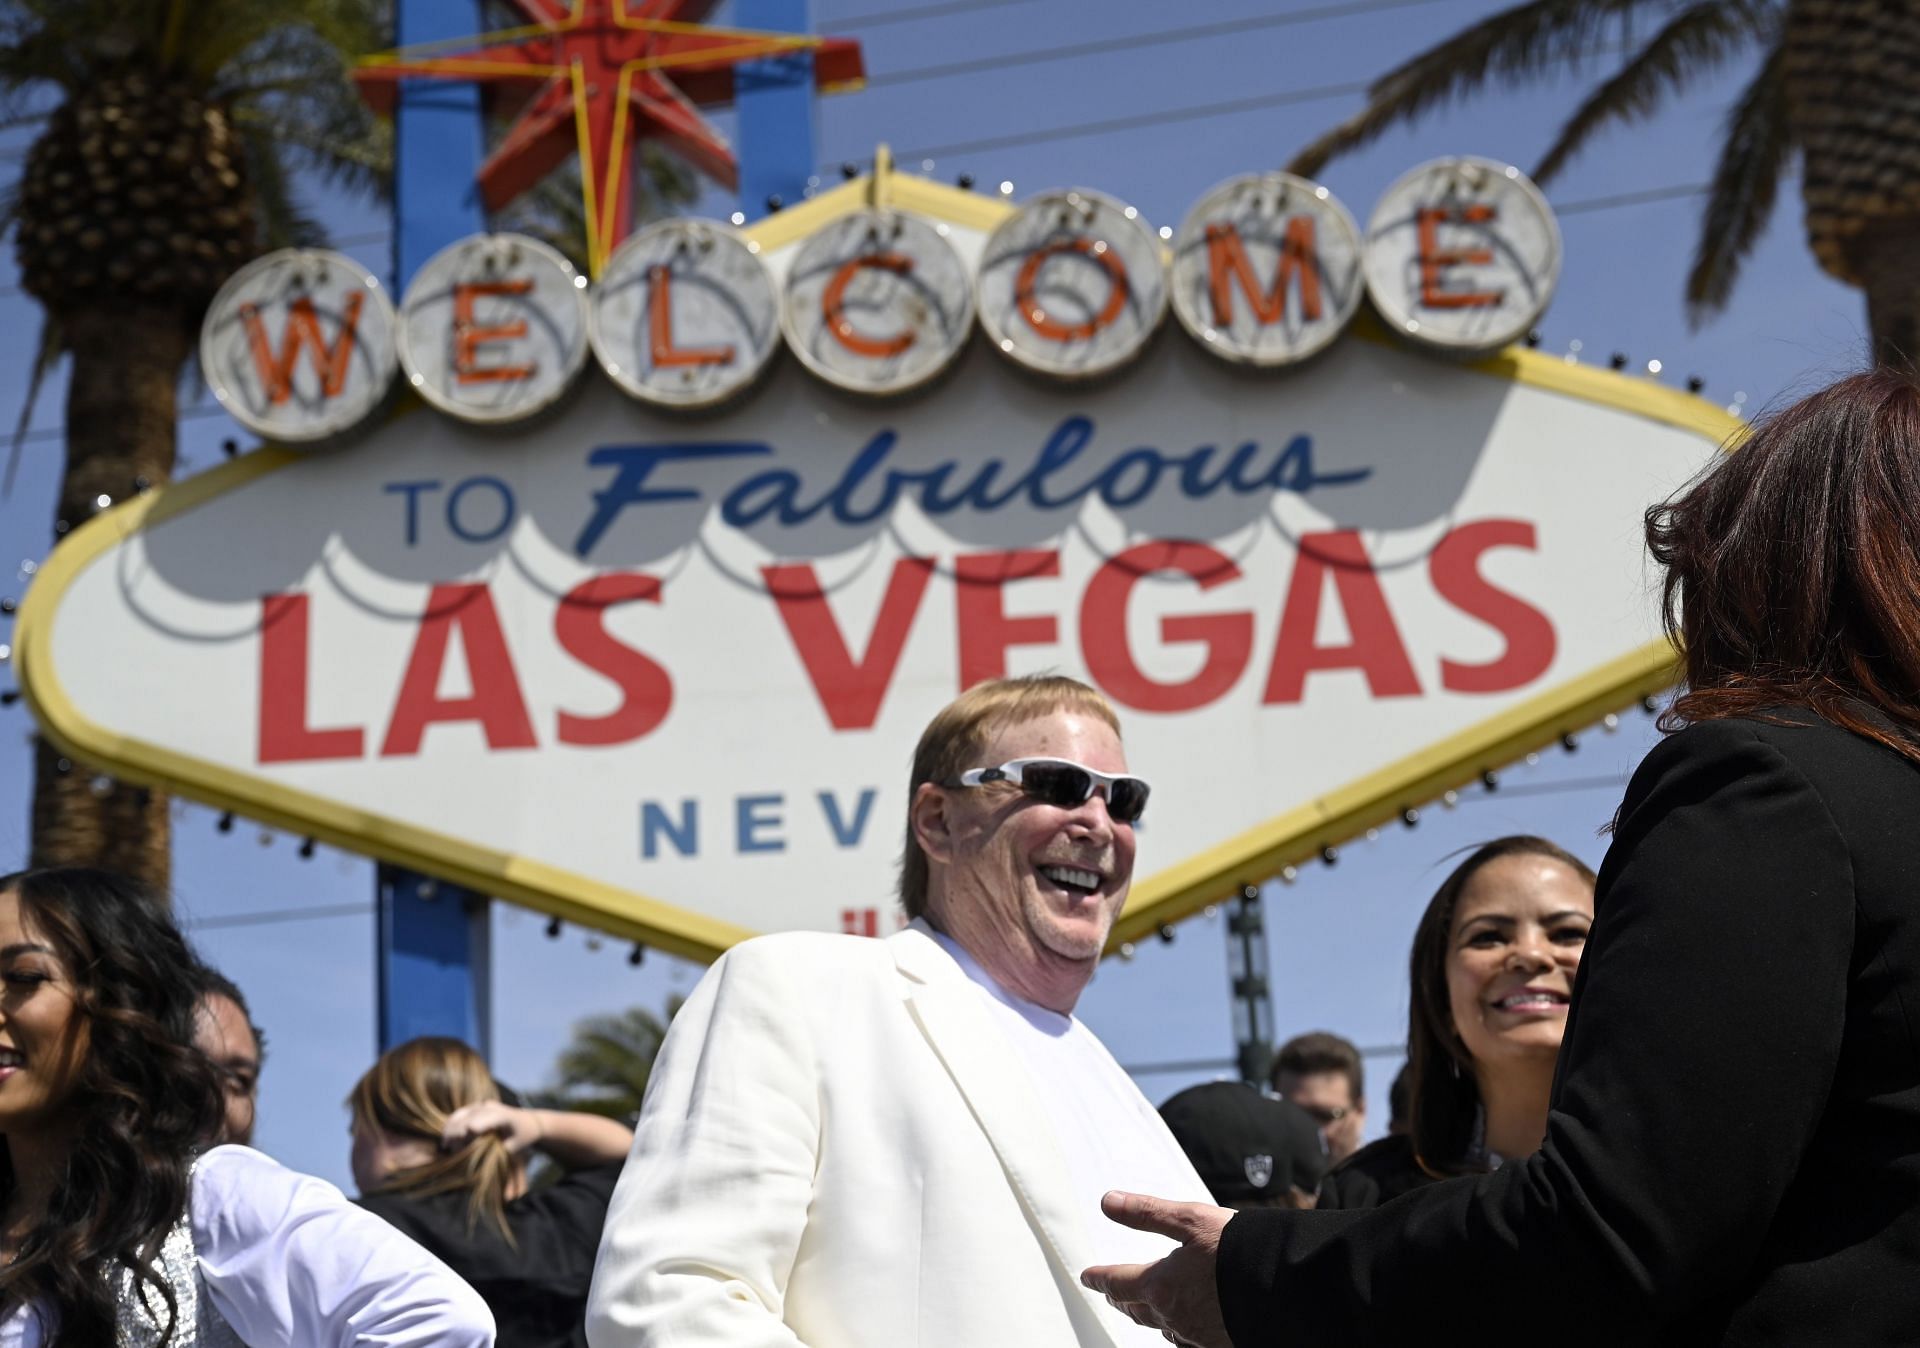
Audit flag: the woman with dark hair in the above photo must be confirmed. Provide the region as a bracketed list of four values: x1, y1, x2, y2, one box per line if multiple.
[1319, 837, 1595, 1208]
[1085, 367, 1920, 1345]
[350, 1036, 633, 1348]
[0, 866, 494, 1347]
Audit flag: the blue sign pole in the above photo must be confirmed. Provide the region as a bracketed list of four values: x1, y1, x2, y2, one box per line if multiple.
[373, 0, 826, 1054]
[734, 0, 818, 214]
[377, 865, 493, 1057]
[379, 0, 492, 1058]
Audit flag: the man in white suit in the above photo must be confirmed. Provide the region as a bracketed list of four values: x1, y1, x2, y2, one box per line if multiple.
[586, 674, 1213, 1347]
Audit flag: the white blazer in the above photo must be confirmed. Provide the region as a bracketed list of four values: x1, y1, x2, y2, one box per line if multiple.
[586, 923, 1204, 1348]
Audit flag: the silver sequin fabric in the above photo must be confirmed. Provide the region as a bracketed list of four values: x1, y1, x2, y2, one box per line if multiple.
[110, 1206, 246, 1348]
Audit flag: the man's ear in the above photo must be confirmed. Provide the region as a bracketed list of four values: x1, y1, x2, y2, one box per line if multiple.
[910, 782, 956, 865]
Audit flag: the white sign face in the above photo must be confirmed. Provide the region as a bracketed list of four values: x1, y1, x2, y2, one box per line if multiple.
[201, 250, 398, 445]
[22, 318, 1725, 959]
[398, 233, 592, 424]
[590, 220, 781, 410]
[1170, 173, 1364, 367]
[1364, 157, 1561, 354]
[779, 210, 974, 396]
[977, 189, 1168, 379]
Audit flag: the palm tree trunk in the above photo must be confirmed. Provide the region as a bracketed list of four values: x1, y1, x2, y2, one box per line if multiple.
[28, 307, 185, 893]
[1856, 217, 1920, 372]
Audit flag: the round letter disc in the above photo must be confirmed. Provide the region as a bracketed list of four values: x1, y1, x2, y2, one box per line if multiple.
[1362, 157, 1561, 355]
[977, 188, 1167, 380]
[590, 219, 781, 411]
[397, 233, 592, 425]
[200, 249, 397, 446]
[779, 210, 975, 397]
[1170, 173, 1364, 368]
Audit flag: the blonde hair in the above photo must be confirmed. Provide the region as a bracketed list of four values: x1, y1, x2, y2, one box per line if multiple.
[347, 1036, 519, 1243]
[898, 675, 1122, 919]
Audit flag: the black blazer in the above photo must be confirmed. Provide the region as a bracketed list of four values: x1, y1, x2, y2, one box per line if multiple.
[1218, 712, 1920, 1345]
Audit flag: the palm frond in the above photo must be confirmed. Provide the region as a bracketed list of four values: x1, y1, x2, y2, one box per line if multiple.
[0, 16, 90, 94]
[235, 119, 327, 250]
[1533, 0, 1774, 183]
[1287, 0, 1671, 178]
[230, 102, 390, 196]
[172, 0, 384, 86]
[218, 16, 392, 195]
[543, 1002, 678, 1115]
[1685, 36, 1792, 322]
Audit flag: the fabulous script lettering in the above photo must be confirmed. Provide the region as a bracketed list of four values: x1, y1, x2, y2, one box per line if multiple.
[573, 415, 1373, 557]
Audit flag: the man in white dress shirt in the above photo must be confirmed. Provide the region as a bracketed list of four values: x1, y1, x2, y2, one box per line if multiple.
[586, 675, 1212, 1348]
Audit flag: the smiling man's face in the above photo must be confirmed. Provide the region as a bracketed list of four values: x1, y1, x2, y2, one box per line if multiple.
[920, 709, 1136, 1012]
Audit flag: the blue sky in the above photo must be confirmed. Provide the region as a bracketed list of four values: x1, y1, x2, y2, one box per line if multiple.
[0, 0, 1871, 1190]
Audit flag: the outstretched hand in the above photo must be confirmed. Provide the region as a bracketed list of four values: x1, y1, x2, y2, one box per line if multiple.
[1081, 1191, 1235, 1348]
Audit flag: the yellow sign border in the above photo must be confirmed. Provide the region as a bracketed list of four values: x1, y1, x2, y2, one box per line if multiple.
[15, 158, 1739, 961]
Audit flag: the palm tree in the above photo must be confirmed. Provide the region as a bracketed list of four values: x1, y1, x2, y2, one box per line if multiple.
[538, 1000, 680, 1123]
[0, 0, 388, 889]
[1286, 0, 1920, 368]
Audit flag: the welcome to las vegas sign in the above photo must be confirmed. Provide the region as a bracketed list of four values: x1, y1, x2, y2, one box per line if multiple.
[15, 155, 1734, 960]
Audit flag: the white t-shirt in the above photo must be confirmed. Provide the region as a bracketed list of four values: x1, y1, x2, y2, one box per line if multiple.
[0, 1145, 495, 1347]
[929, 932, 1212, 1277]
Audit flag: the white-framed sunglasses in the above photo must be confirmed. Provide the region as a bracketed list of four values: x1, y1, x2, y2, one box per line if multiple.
[947, 757, 1151, 824]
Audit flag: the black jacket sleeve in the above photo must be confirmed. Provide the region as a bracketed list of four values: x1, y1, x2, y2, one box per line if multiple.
[1217, 720, 1856, 1345]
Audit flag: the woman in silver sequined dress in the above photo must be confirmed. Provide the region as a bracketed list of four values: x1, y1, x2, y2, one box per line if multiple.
[0, 866, 497, 1347]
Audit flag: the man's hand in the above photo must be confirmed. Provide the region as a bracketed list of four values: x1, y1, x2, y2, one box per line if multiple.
[1081, 1190, 1235, 1348]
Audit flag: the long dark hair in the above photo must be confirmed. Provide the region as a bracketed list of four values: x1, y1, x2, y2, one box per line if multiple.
[1404, 837, 1595, 1177]
[1648, 367, 1920, 759]
[0, 867, 224, 1346]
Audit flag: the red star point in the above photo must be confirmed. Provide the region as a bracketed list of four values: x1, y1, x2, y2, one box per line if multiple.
[355, 0, 864, 273]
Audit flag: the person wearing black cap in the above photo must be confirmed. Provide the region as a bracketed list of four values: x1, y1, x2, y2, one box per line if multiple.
[350, 1036, 634, 1348]
[1159, 1082, 1328, 1210]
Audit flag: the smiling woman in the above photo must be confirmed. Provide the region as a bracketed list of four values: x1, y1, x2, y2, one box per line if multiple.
[1317, 837, 1596, 1211]
[0, 867, 496, 1348]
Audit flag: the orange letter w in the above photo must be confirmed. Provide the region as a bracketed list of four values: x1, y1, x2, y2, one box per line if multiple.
[240, 294, 365, 404]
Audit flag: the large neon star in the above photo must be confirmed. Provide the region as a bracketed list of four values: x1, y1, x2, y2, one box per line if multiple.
[355, 0, 864, 274]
